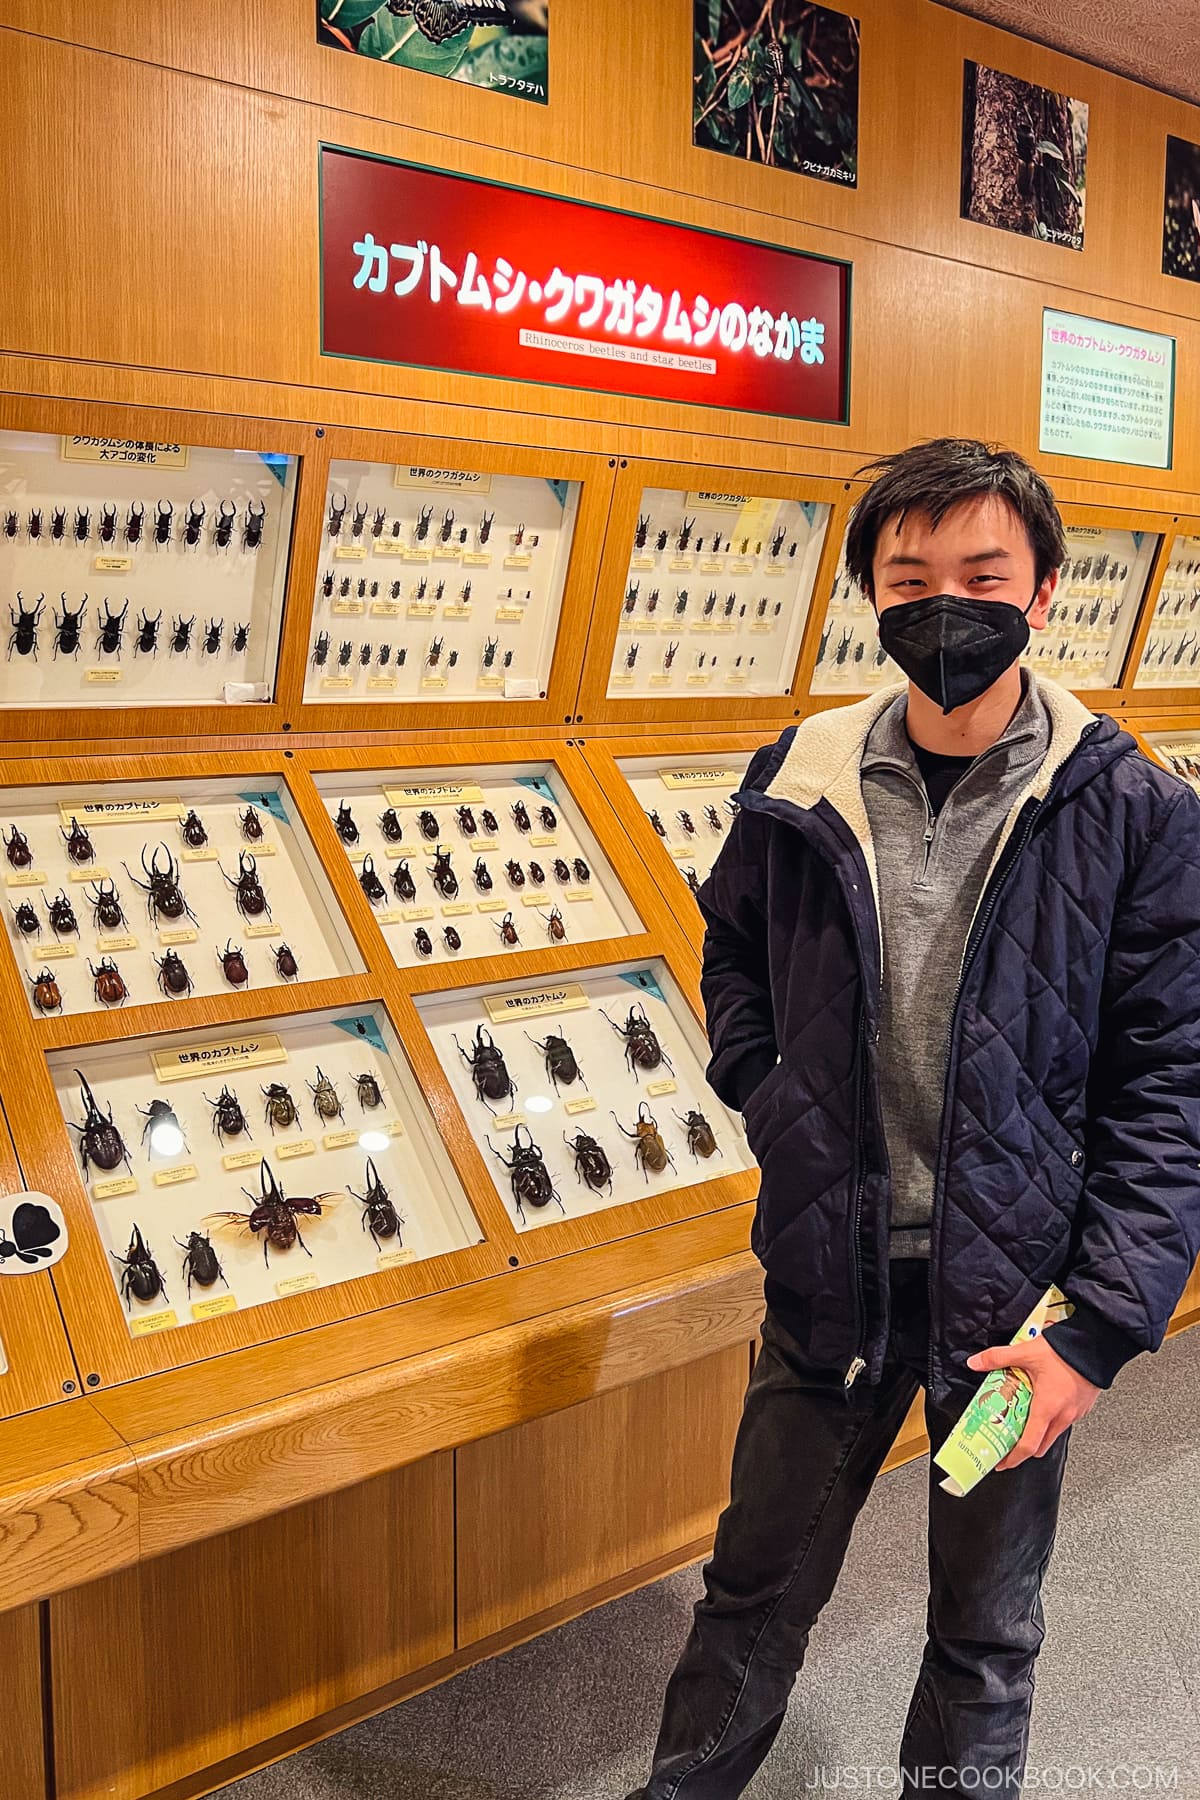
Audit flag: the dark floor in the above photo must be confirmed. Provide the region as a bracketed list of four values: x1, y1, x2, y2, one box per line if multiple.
[215, 1325, 1200, 1798]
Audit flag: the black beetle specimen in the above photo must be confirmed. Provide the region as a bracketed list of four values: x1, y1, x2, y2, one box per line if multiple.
[537, 804, 557, 831]
[703, 804, 724, 833]
[242, 500, 266, 551]
[262, 1081, 298, 1132]
[479, 509, 495, 545]
[378, 807, 403, 843]
[456, 804, 477, 836]
[311, 630, 331, 667]
[612, 1103, 676, 1181]
[354, 1070, 383, 1111]
[124, 844, 197, 925]
[426, 635, 444, 669]
[11, 899, 39, 935]
[511, 799, 532, 833]
[96, 502, 116, 545]
[414, 504, 433, 542]
[682, 866, 701, 896]
[135, 608, 161, 655]
[488, 1126, 564, 1225]
[334, 801, 359, 845]
[526, 1030, 584, 1093]
[218, 939, 249, 987]
[70, 1070, 131, 1175]
[153, 499, 173, 546]
[564, 1129, 613, 1195]
[274, 941, 299, 981]
[138, 1096, 187, 1152]
[359, 854, 386, 903]
[443, 924, 462, 951]
[61, 815, 95, 864]
[416, 809, 440, 841]
[647, 810, 666, 838]
[44, 888, 80, 936]
[505, 859, 525, 889]
[428, 846, 458, 899]
[351, 1157, 404, 1251]
[183, 499, 206, 548]
[112, 1225, 165, 1311]
[73, 506, 90, 543]
[600, 1002, 673, 1078]
[392, 859, 417, 903]
[203, 617, 223, 656]
[676, 1108, 719, 1159]
[455, 1025, 516, 1112]
[177, 1230, 226, 1296]
[180, 808, 208, 848]
[540, 904, 567, 942]
[308, 1065, 344, 1123]
[27, 966, 62, 1012]
[496, 911, 521, 947]
[7, 593, 42, 661]
[54, 593, 87, 659]
[232, 620, 251, 653]
[677, 810, 696, 837]
[50, 506, 67, 542]
[221, 850, 270, 921]
[327, 492, 347, 540]
[1, 509, 16, 539]
[214, 499, 237, 550]
[528, 861, 545, 886]
[96, 599, 128, 657]
[208, 1159, 332, 1265]
[413, 925, 433, 957]
[350, 500, 368, 541]
[88, 877, 126, 931]
[154, 948, 193, 997]
[5, 824, 33, 869]
[572, 857, 591, 883]
[480, 808, 499, 834]
[207, 1084, 251, 1145]
[239, 805, 264, 843]
[439, 507, 455, 543]
[552, 858, 572, 884]
[473, 857, 492, 893]
[170, 614, 194, 655]
[90, 957, 128, 1006]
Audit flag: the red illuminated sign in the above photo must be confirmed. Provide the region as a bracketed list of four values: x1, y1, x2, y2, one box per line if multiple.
[320, 147, 851, 424]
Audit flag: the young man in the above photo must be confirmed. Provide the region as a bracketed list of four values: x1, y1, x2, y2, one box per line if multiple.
[625, 439, 1200, 1799]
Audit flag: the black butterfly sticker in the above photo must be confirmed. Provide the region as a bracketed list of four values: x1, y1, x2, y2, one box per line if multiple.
[385, 0, 512, 45]
[0, 1195, 67, 1272]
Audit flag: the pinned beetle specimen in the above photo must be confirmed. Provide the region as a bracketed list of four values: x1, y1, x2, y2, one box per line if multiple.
[153, 499, 174, 546]
[177, 1231, 226, 1296]
[676, 810, 696, 838]
[539, 905, 567, 942]
[334, 800, 359, 845]
[311, 631, 331, 668]
[417, 809, 440, 840]
[208, 1158, 335, 1265]
[44, 888, 80, 936]
[480, 808, 499, 834]
[274, 942, 299, 981]
[232, 620, 251, 653]
[392, 859, 416, 903]
[183, 500, 206, 548]
[456, 804, 477, 836]
[50, 506, 67, 542]
[262, 1081, 298, 1132]
[138, 1096, 187, 1153]
[676, 1108, 719, 1159]
[203, 617, 224, 656]
[612, 1103, 676, 1181]
[378, 807, 403, 843]
[537, 804, 557, 831]
[350, 1157, 404, 1252]
[414, 504, 433, 542]
[10, 899, 38, 936]
[90, 957, 128, 1006]
[135, 609, 161, 655]
[682, 866, 701, 896]
[308, 1065, 345, 1123]
[563, 1129, 613, 1195]
[240, 805, 265, 843]
[124, 844, 198, 925]
[54, 593, 87, 658]
[572, 857, 591, 883]
[180, 808, 208, 848]
[4, 825, 33, 869]
[170, 615, 194, 655]
[511, 799, 532, 833]
[413, 925, 433, 957]
[703, 804, 724, 833]
[454, 1025, 516, 1113]
[218, 940, 250, 987]
[214, 499, 237, 550]
[473, 857, 493, 892]
[601, 1001, 673, 1078]
[428, 846, 458, 899]
[488, 1126, 564, 1225]
[96, 599, 128, 658]
[221, 850, 270, 921]
[553, 858, 572, 884]
[244, 502, 266, 550]
[155, 948, 193, 997]
[526, 1030, 584, 1093]
[359, 854, 386, 903]
[61, 815, 95, 864]
[70, 1070, 131, 1175]
[7, 593, 43, 660]
[528, 861, 545, 886]
[112, 1225, 165, 1310]
[495, 910, 521, 947]
[647, 810, 666, 838]
[27, 966, 62, 1012]
[443, 924, 462, 951]
[207, 1084, 251, 1144]
[504, 859, 525, 888]
[355, 1070, 383, 1111]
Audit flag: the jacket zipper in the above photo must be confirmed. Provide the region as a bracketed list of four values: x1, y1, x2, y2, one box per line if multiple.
[844, 1003, 869, 1396]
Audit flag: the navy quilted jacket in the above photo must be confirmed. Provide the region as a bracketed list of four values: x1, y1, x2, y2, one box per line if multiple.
[697, 674, 1200, 1409]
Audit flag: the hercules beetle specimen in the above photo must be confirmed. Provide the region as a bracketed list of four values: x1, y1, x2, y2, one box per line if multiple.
[359, 854, 386, 903]
[355, 1070, 383, 1111]
[7, 593, 42, 660]
[207, 1084, 251, 1144]
[10, 899, 38, 935]
[262, 1082, 298, 1132]
[90, 957, 128, 1006]
[6, 823, 35, 868]
[526, 1030, 584, 1093]
[112, 1225, 165, 1310]
[218, 940, 250, 987]
[177, 1230, 226, 1296]
[96, 599, 128, 657]
[488, 1126, 564, 1225]
[334, 800, 359, 845]
[350, 1156, 404, 1252]
[61, 815, 95, 864]
[88, 877, 126, 930]
[124, 844, 198, 925]
[181, 808, 208, 848]
[454, 1025, 517, 1113]
[601, 1001, 673, 1078]
[222, 849, 270, 921]
[392, 859, 417, 902]
[135, 609, 161, 655]
[70, 1070, 131, 1175]
[308, 1065, 345, 1123]
[564, 1129, 613, 1195]
[612, 1103, 676, 1180]
[208, 1157, 333, 1265]
[54, 593, 87, 658]
[138, 1096, 187, 1153]
[27, 966, 61, 1012]
[44, 888, 80, 936]
[155, 948, 193, 997]
[677, 1108, 719, 1159]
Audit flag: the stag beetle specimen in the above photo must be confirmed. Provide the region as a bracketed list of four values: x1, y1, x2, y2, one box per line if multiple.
[28, 967, 62, 1012]
[511, 799, 532, 833]
[311, 630, 331, 668]
[44, 888, 80, 936]
[155, 948, 193, 997]
[601, 1002, 673, 1078]
[646, 810, 666, 838]
[135, 608, 161, 655]
[243, 500, 266, 552]
[350, 1157, 404, 1252]
[214, 499, 237, 550]
[222, 850, 270, 921]
[61, 815, 95, 864]
[473, 857, 493, 893]
[527, 1031, 584, 1093]
[378, 807, 403, 843]
[334, 801, 359, 846]
[90, 957, 128, 1006]
[392, 859, 416, 903]
[262, 1082, 298, 1132]
[113, 1225, 165, 1310]
[1, 510, 17, 540]
[183, 500, 206, 548]
[564, 1129, 613, 1195]
[170, 615, 194, 655]
[428, 847, 458, 900]
[350, 500, 368, 541]
[613, 1103, 676, 1181]
[54, 593, 87, 658]
[703, 804, 724, 832]
[138, 1096, 187, 1153]
[455, 1025, 516, 1112]
[308, 1066, 344, 1123]
[489, 1126, 563, 1225]
[274, 941, 299, 981]
[676, 1108, 719, 1159]
[70, 1070, 131, 1175]
[11, 899, 38, 936]
[355, 1070, 383, 1111]
[203, 617, 223, 656]
[153, 500, 174, 545]
[207, 1084, 250, 1144]
[124, 844, 197, 925]
[4, 824, 32, 869]
[181, 809, 208, 848]
[218, 940, 249, 987]
[232, 620, 251, 653]
[96, 600, 128, 657]
[177, 1231, 226, 1296]
[416, 809, 440, 841]
[8, 593, 43, 660]
[209, 1158, 333, 1264]
[73, 506, 90, 543]
[359, 854, 386, 903]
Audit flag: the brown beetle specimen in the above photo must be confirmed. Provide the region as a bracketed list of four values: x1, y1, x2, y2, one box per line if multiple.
[62, 815, 95, 864]
[496, 910, 521, 947]
[676, 1108, 719, 1159]
[27, 966, 61, 1012]
[155, 948, 193, 997]
[612, 1103, 676, 1181]
[218, 940, 250, 987]
[540, 905, 567, 942]
[90, 957, 128, 1006]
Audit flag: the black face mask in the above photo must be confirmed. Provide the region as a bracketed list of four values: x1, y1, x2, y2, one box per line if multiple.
[875, 591, 1037, 715]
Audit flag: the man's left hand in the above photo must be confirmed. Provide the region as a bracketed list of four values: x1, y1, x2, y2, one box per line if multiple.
[965, 1334, 1101, 1470]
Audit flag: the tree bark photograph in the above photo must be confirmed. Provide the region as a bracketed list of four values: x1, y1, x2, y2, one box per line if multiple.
[960, 61, 1088, 250]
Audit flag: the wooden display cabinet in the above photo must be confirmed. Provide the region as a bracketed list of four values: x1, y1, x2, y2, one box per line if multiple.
[1122, 515, 1200, 709]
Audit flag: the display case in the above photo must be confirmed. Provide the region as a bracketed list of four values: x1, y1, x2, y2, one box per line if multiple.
[1130, 525, 1200, 695]
[1135, 727, 1200, 794]
[289, 429, 614, 734]
[578, 460, 844, 725]
[0, 394, 310, 743]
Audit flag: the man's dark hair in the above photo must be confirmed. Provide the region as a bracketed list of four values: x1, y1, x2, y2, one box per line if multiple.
[843, 437, 1066, 601]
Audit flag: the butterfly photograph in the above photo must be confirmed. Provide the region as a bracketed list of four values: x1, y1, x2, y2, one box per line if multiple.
[317, 0, 548, 105]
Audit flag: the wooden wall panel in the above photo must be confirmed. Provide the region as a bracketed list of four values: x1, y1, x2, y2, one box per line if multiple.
[0, 1602, 46, 1800]
[50, 1453, 453, 1800]
[456, 1340, 750, 1644]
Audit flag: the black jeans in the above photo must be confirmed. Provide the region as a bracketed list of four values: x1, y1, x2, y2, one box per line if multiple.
[626, 1258, 1071, 1799]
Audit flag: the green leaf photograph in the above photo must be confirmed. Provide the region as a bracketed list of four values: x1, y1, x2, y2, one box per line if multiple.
[318, 0, 548, 105]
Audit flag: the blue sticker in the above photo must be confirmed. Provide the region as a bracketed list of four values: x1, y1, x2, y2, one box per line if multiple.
[1131, 531, 1143, 553]
[238, 789, 289, 823]
[618, 969, 666, 1005]
[799, 501, 818, 529]
[513, 774, 556, 801]
[258, 452, 291, 490]
[333, 1014, 387, 1054]
[545, 479, 569, 509]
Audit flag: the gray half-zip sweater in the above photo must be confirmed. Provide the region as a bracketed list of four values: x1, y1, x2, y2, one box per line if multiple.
[860, 666, 1052, 1257]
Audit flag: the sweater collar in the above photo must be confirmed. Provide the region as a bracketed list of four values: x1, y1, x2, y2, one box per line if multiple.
[859, 665, 1047, 781]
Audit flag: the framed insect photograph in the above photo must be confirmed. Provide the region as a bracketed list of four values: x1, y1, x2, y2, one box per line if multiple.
[317, 0, 548, 106]
[1162, 134, 1200, 285]
[693, 1, 860, 188]
[960, 61, 1089, 251]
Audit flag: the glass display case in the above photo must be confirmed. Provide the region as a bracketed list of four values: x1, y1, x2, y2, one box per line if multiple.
[303, 458, 581, 706]
[314, 762, 642, 967]
[809, 539, 895, 695]
[414, 961, 755, 1235]
[617, 752, 753, 897]
[1132, 532, 1200, 690]
[0, 426, 297, 708]
[0, 775, 359, 1018]
[1139, 731, 1200, 794]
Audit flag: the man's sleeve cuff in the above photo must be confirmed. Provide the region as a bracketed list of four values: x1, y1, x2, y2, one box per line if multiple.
[1045, 1299, 1142, 1390]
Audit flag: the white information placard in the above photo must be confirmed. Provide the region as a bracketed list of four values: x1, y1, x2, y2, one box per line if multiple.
[1040, 309, 1175, 469]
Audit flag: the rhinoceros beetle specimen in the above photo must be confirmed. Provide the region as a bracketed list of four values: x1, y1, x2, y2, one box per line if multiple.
[112, 1225, 165, 1310]
[473, 857, 493, 893]
[54, 593, 87, 659]
[612, 1103, 676, 1181]
[87, 878, 126, 931]
[5, 824, 33, 869]
[61, 815, 95, 865]
[70, 1070, 131, 1175]
[359, 854, 386, 904]
[218, 940, 249, 987]
[564, 1129, 613, 1195]
[413, 925, 433, 957]
[526, 1030, 584, 1093]
[572, 857, 591, 884]
[334, 801, 359, 846]
[354, 1070, 383, 1111]
[308, 1065, 344, 1123]
[274, 941, 299, 981]
[538, 804, 557, 832]
[676, 1108, 719, 1159]
[222, 850, 270, 920]
[27, 967, 62, 1012]
[181, 808, 208, 848]
[124, 844, 197, 925]
[417, 809, 440, 841]
[262, 1082, 298, 1132]
[504, 859, 525, 889]
[44, 888, 80, 936]
[511, 799, 532, 833]
[349, 1157, 404, 1252]
[138, 1096, 187, 1153]
[601, 1001, 673, 1079]
[8, 593, 42, 661]
[176, 1230, 226, 1296]
[378, 807, 403, 843]
[96, 599, 128, 658]
[428, 847, 458, 900]
[392, 859, 417, 903]
[455, 1025, 516, 1113]
[456, 805, 477, 836]
[207, 1084, 250, 1144]
[11, 899, 39, 935]
[488, 1126, 564, 1225]
[553, 858, 572, 884]
[240, 804, 265, 843]
[528, 861, 545, 886]
[443, 925, 462, 951]
[90, 957, 128, 1006]
[154, 948, 193, 997]
[480, 808, 499, 834]
[208, 1159, 333, 1265]
[496, 911, 521, 947]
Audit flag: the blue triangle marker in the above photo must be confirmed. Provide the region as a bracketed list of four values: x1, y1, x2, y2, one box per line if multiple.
[333, 1014, 387, 1054]
[617, 968, 666, 1005]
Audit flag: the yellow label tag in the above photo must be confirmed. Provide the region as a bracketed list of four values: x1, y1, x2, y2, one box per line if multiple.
[59, 797, 182, 827]
[492, 1112, 525, 1131]
[495, 606, 524, 622]
[99, 932, 138, 951]
[529, 834, 557, 848]
[749, 621, 775, 634]
[331, 598, 366, 615]
[630, 555, 656, 571]
[33, 941, 75, 960]
[647, 1078, 678, 1097]
[322, 1128, 360, 1151]
[420, 675, 448, 690]
[92, 1174, 137, 1199]
[130, 1309, 178, 1337]
[669, 556, 695, 572]
[157, 927, 198, 946]
[180, 847, 218, 863]
[277, 1138, 315, 1160]
[442, 604, 472, 619]
[385, 1118, 405, 1137]
[370, 600, 401, 616]
[275, 1273, 319, 1296]
[670, 845, 693, 859]
[477, 674, 504, 690]
[477, 898, 509, 913]
[368, 675, 398, 691]
[152, 1163, 197, 1188]
[321, 676, 354, 691]
[402, 905, 434, 922]
[441, 901, 473, 917]
[564, 1095, 597, 1115]
[245, 921, 280, 939]
[221, 1148, 262, 1171]
[373, 540, 407, 557]
[660, 769, 742, 790]
[469, 838, 496, 853]
[405, 547, 432, 563]
[192, 1293, 238, 1320]
[685, 489, 747, 511]
[6, 869, 45, 887]
[564, 889, 595, 903]
[406, 603, 436, 619]
[333, 545, 368, 561]
[648, 674, 673, 687]
[378, 1246, 417, 1267]
[84, 668, 123, 684]
[393, 467, 492, 494]
[63, 435, 189, 469]
[503, 553, 533, 570]
[483, 983, 589, 1024]
[152, 1030, 286, 1083]
[432, 548, 462, 563]
[725, 673, 748, 684]
[699, 558, 724, 572]
[610, 675, 635, 688]
[384, 783, 484, 808]
[376, 908, 402, 925]
[521, 891, 549, 907]
[462, 551, 491, 567]
[93, 554, 133, 573]
[632, 620, 660, 634]
[686, 674, 712, 686]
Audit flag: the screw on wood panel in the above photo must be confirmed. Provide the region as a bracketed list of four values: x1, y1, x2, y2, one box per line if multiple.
[508, 1256, 519, 1267]
[316, 427, 326, 438]
[86, 1373, 100, 1387]
[62, 1380, 76, 1394]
